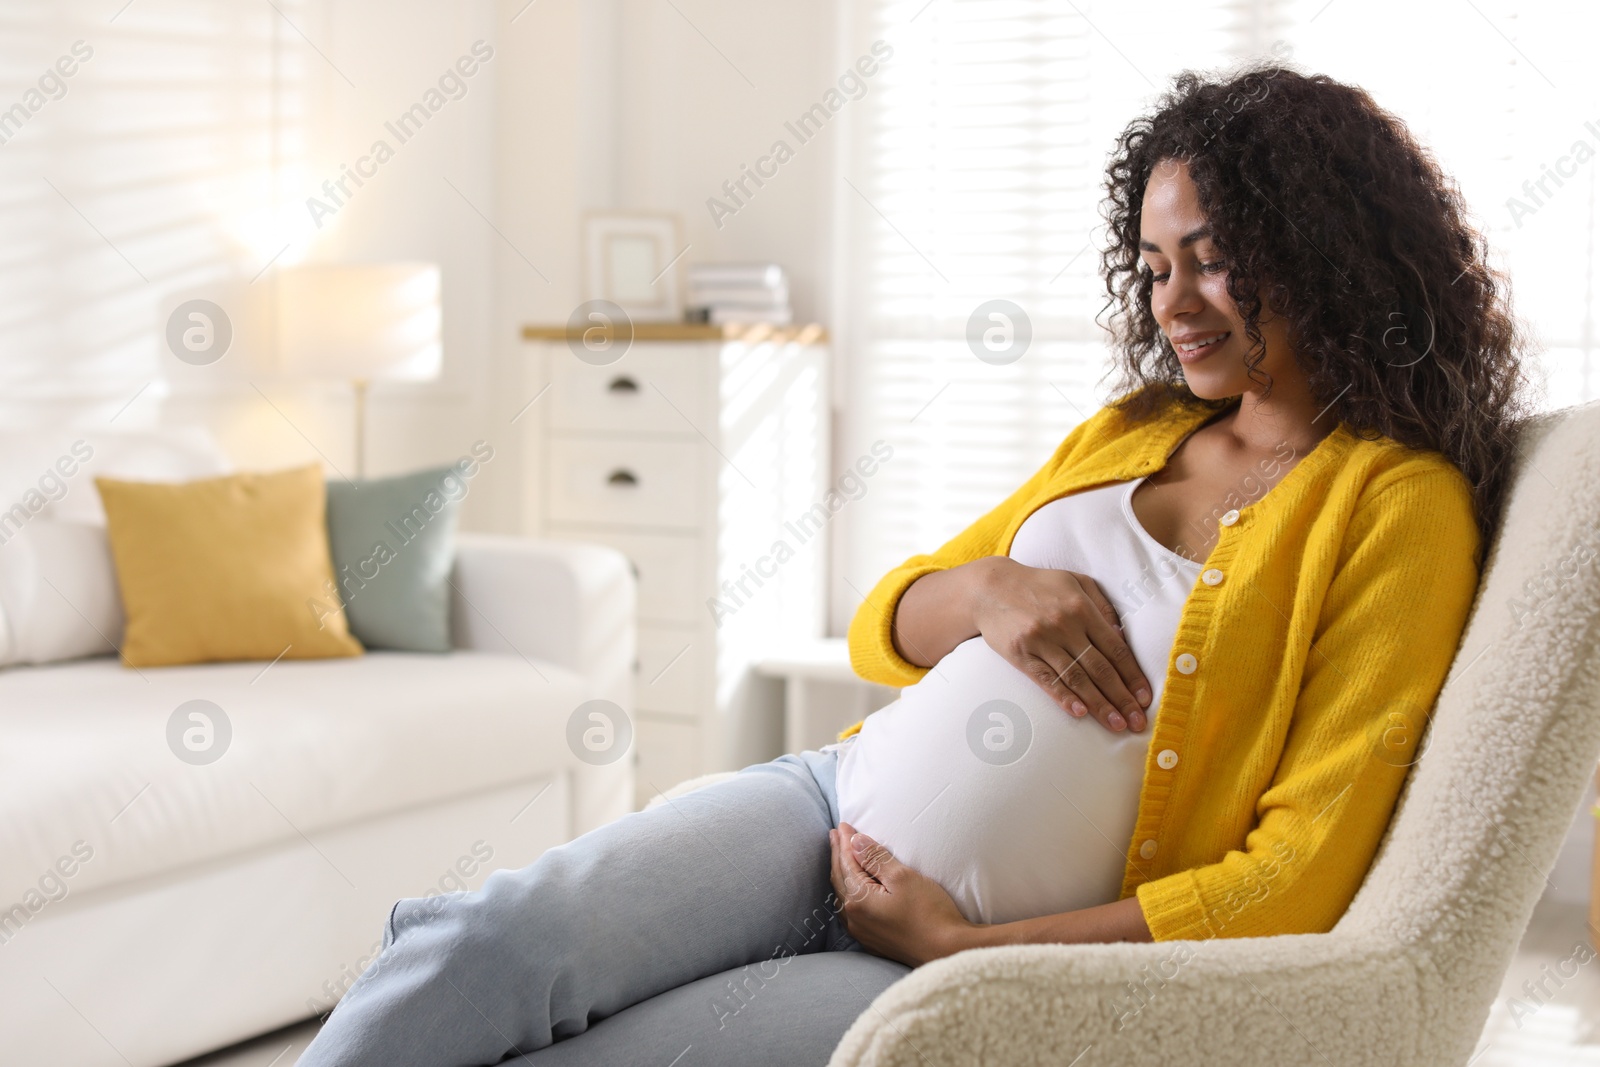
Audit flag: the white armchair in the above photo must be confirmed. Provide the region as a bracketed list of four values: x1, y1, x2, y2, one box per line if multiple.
[827, 401, 1600, 1066]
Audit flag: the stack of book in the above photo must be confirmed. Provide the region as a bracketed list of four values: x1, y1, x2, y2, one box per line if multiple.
[686, 263, 792, 326]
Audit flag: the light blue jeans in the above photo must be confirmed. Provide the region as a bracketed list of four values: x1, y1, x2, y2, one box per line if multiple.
[298, 744, 911, 1067]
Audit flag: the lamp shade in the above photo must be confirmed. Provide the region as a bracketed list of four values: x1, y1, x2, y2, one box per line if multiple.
[276, 263, 441, 381]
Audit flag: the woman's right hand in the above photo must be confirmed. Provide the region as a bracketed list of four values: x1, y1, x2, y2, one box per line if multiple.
[890, 557, 1152, 733]
[969, 558, 1152, 732]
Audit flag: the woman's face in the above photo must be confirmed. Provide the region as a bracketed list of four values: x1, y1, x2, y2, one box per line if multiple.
[1138, 158, 1294, 401]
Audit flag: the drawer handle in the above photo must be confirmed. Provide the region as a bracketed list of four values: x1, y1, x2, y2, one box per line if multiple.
[607, 469, 639, 488]
[607, 375, 640, 394]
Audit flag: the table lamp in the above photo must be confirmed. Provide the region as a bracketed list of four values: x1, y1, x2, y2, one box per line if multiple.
[276, 263, 442, 478]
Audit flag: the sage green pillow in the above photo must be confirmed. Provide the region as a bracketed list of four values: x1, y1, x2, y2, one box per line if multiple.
[325, 466, 465, 652]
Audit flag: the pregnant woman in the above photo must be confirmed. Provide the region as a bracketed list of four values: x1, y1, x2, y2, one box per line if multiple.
[301, 66, 1526, 1067]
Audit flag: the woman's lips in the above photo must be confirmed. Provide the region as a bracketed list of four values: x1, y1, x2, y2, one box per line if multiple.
[1173, 331, 1230, 364]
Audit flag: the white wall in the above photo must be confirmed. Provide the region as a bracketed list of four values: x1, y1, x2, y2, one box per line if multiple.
[489, 0, 842, 532]
[173, 0, 506, 527]
[610, 0, 839, 326]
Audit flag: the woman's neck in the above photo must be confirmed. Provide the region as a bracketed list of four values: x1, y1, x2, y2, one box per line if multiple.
[1221, 382, 1336, 458]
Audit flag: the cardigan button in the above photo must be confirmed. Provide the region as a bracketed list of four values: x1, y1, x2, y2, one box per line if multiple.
[1175, 652, 1197, 674]
[1201, 568, 1224, 586]
[1139, 839, 1158, 860]
[1157, 748, 1179, 769]
[1219, 509, 1240, 527]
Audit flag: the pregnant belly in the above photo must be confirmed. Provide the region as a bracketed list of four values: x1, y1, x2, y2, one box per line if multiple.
[834, 637, 1152, 925]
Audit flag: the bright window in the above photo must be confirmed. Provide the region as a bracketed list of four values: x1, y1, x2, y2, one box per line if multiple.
[0, 1, 312, 418]
[831, 0, 1594, 632]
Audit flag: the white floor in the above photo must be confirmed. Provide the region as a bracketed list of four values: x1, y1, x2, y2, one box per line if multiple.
[1474, 898, 1600, 1065]
[176, 897, 1600, 1067]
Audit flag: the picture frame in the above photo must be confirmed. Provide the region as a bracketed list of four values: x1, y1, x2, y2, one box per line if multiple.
[582, 212, 686, 322]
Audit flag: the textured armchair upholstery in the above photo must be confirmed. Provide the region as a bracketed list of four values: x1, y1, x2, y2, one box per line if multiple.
[827, 400, 1600, 1066]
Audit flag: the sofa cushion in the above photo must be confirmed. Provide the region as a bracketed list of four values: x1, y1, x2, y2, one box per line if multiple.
[0, 520, 124, 667]
[0, 651, 591, 905]
[96, 465, 363, 667]
[0, 427, 231, 669]
[326, 467, 463, 653]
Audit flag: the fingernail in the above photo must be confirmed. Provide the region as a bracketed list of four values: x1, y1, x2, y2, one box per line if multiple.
[1071, 700, 1088, 717]
[1108, 712, 1126, 730]
[851, 833, 869, 853]
[1129, 711, 1146, 731]
[1136, 687, 1151, 705]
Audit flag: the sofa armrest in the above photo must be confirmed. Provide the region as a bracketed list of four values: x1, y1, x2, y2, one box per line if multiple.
[451, 533, 637, 836]
[829, 930, 1422, 1067]
[449, 533, 635, 708]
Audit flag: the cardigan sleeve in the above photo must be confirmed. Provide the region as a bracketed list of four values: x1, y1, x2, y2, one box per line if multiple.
[845, 408, 1116, 691]
[1134, 463, 1482, 941]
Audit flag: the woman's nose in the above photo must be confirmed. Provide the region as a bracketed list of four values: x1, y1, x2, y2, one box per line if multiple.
[1154, 269, 1205, 324]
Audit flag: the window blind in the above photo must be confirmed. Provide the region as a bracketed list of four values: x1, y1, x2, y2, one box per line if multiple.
[830, 0, 1239, 632]
[1277, 0, 1600, 407]
[0, 0, 310, 419]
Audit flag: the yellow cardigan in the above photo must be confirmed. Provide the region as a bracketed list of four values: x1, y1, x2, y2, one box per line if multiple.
[841, 393, 1481, 941]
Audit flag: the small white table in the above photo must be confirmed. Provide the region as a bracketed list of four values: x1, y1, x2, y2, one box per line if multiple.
[755, 637, 899, 754]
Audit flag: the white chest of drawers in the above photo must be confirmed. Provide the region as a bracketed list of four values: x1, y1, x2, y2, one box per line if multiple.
[521, 324, 831, 807]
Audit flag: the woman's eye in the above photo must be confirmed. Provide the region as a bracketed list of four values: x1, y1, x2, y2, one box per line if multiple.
[1143, 262, 1218, 283]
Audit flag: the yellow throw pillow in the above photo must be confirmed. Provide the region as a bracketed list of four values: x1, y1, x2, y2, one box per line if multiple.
[96, 465, 363, 667]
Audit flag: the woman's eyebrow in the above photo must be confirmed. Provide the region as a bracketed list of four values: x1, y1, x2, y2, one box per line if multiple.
[1138, 227, 1212, 253]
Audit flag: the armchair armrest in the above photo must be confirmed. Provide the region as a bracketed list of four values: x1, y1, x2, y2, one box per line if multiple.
[449, 532, 635, 709]
[830, 930, 1422, 1067]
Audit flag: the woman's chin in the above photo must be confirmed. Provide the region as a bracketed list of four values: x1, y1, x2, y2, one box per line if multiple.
[1178, 368, 1243, 401]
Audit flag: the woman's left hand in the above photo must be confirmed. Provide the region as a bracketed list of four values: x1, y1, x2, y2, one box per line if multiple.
[827, 821, 978, 967]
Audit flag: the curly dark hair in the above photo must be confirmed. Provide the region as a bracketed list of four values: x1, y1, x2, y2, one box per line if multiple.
[1099, 66, 1531, 548]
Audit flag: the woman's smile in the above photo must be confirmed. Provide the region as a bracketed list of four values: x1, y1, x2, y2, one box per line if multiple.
[1170, 330, 1232, 364]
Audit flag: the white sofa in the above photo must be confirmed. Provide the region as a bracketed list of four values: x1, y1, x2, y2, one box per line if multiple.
[0, 430, 636, 1067]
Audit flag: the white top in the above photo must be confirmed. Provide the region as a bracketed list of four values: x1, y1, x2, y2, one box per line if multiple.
[834, 477, 1203, 925]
